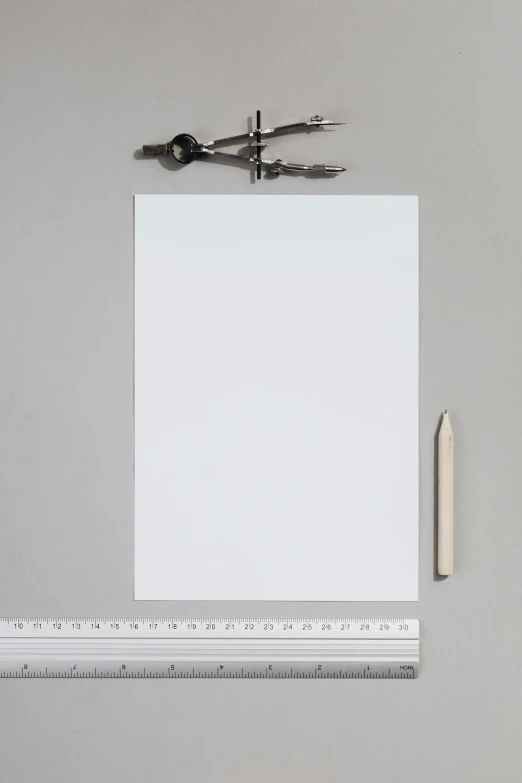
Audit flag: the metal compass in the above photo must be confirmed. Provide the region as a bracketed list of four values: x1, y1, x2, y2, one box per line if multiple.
[142, 111, 346, 178]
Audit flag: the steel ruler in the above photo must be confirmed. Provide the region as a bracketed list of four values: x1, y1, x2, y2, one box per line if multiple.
[0, 618, 419, 679]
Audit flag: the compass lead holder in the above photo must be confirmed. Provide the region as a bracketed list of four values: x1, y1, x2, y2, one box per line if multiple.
[142, 112, 346, 177]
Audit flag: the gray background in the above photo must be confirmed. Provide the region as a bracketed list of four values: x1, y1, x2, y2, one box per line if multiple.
[1, 0, 521, 780]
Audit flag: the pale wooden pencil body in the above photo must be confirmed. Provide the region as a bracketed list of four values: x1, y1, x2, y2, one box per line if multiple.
[438, 412, 454, 575]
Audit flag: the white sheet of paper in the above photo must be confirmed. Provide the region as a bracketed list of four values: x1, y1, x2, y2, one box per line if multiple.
[134, 195, 418, 601]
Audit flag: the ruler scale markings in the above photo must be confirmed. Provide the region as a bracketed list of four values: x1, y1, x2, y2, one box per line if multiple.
[0, 618, 419, 679]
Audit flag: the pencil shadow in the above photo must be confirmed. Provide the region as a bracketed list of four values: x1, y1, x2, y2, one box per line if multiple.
[433, 412, 448, 581]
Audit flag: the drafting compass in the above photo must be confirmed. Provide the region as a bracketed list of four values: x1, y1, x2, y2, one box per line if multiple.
[142, 111, 346, 179]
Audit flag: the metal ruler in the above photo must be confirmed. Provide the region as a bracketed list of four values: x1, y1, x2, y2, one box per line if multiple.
[0, 618, 419, 679]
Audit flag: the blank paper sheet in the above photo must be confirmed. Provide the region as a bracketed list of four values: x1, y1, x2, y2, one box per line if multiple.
[134, 195, 418, 601]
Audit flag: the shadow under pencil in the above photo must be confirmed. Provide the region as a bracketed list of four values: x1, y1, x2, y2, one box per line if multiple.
[433, 411, 448, 581]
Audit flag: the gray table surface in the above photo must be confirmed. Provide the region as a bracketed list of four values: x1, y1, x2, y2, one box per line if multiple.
[1, 1, 521, 781]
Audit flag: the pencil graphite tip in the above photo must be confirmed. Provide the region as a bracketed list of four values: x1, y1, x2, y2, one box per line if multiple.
[441, 411, 453, 433]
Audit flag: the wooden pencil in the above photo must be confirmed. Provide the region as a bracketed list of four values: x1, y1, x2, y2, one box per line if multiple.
[438, 411, 454, 575]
